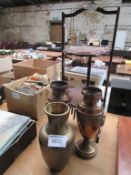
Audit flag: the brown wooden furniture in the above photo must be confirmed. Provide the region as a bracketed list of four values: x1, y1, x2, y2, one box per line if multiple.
[2, 49, 61, 63]
[66, 54, 124, 73]
[14, 49, 62, 59]
[0, 102, 119, 175]
[92, 56, 125, 73]
[92, 56, 124, 64]
[37, 50, 62, 58]
[118, 117, 131, 175]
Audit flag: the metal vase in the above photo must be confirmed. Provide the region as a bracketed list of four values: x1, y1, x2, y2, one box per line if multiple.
[75, 86, 105, 159]
[48, 80, 71, 103]
[39, 102, 75, 172]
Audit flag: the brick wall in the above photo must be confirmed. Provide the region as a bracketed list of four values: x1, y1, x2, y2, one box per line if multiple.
[0, 0, 130, 48]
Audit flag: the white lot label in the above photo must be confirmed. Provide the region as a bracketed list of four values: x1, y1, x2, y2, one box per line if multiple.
[48, 135, 68, 148]
[12, 92, 20, 99]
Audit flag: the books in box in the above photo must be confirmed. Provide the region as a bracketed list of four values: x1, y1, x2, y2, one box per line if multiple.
[0, 110, 32, 155]
[0, 110, 36, 174]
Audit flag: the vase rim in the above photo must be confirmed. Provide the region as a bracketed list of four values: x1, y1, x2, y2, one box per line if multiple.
[51, 80, 68, 88]
[44, 102, 70, 117]
[82, 86, 102, 96]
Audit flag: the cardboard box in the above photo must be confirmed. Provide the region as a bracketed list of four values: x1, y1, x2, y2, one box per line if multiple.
[0, 77, 13, 104]
[4, 77, 50, 120]
[0, 57, 14, 82]
[0, 57, 13, 73]
[0, 120, 36, 174]
[116, 64, 131, 75]
[13, 59, 61, 81]
[0, 71, 15, 80]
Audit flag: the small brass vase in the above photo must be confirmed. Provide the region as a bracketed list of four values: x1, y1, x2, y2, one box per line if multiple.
[48, 80, 71, 103]
[39, 102, 75, 172]
[75, 86, 105, 159]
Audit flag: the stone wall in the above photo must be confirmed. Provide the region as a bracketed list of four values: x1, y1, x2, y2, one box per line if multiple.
[0, 0, 130, 48]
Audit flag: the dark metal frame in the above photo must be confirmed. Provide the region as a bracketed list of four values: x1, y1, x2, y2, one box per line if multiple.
[61, 6, 120, 108]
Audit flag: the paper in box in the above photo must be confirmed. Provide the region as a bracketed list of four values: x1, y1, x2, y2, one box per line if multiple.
[13, 59, 61, 81]
[4, 77, 50, 120]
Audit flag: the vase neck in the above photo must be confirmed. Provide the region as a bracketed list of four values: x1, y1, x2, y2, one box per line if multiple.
[46, 115, 68, 135]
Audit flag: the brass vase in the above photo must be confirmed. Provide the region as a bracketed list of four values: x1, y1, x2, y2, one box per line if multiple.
[48, 80, 71, 103]
[75, 86, 105, 159]
[39, 102, 75, 172]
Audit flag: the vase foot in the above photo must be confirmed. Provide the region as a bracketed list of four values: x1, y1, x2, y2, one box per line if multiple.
[75, 139, 96, 159]
[50, 168, 63, 173]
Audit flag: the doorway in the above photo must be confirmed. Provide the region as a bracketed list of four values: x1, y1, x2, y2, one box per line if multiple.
[50, 21, 62, 42]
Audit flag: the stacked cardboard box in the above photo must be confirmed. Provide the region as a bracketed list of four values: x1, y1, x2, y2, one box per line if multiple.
[4, 77, 50, 120]
[13, 59, 61, 81]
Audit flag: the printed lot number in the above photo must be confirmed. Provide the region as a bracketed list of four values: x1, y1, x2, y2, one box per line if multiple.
[48, 135, 68, 148]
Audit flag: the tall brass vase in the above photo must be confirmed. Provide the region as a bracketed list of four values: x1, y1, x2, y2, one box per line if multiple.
[75, 86, 105, 159]
[39, 102, 75, 172]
